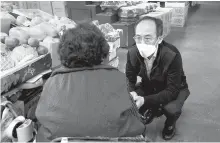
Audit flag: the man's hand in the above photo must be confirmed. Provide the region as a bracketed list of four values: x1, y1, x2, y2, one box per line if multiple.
[130, 91, 144, 109]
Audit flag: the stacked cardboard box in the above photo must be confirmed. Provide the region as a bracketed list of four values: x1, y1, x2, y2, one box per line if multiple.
[165, 2, 189, 27]
[156, 8, 173, 38]
[118, 2, 158, 23]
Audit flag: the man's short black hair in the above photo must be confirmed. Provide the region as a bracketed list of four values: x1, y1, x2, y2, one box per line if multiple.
[134, 16, 163, 37]
[58, 22, 109, 68]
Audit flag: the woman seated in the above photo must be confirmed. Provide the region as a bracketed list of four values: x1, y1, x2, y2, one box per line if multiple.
[35, 22, 146, 142]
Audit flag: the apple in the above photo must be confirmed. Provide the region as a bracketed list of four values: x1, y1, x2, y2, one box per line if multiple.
[5, 37, 19, 51]
[16, 16, 27, 26]
[28, 38, 39, 48]
[37, 45, 48, 55]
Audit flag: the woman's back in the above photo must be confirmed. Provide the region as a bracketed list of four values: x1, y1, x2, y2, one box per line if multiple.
[35, 66, 145, 141]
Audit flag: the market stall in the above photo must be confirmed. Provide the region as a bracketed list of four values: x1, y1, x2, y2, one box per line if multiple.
[1, 1, 195, 142]
[0, 2, 122, 142]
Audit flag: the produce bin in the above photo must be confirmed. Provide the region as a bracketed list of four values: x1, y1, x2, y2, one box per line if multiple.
[12, 9, 54, 21]
[1, 54, 52, 94]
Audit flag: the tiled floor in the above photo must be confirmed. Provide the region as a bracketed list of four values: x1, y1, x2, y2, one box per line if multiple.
[117, 3, 220, 141]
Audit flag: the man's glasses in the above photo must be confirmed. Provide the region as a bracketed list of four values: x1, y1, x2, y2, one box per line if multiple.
[133, 35, 155, 44]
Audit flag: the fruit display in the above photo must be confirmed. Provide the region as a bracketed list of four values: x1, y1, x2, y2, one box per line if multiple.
[97, 23, 120, 42]
[118, 5, 145, 18]
[30, 16, 44, 26]
[1, 14, 57, 73]
[100, 1, 128, 11]
[1, 10, 77, 72]
[13, 9, 54, 22]
[28, 38, 40, 48]
[10, 44, 39, 65]
[126, 1, 143, 6]
[37, 22, 58, 37]
[9, 27, 30, 44]
[16, 15, 28, 25]
[1, 53, 52, 94]
[5, 37, 19, 50]
[118, 3, 158, 18]
[0, 44, 15, 72]
[6, 10, 76, 70]
[37, 46, 49, 55]
[1, 40, 49, 73]
[28, 26, 47, 41]
[100, 1, 143, 11]
[48, 16, 76, 36]
[0, 9, 65, 94]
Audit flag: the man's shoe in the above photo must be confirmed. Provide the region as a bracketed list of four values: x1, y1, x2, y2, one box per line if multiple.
[162, 123, 176, 140]
[143, 109, 155, 124]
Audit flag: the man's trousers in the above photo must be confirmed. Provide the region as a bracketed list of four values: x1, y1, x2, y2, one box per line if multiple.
[137, 87, 190, 126]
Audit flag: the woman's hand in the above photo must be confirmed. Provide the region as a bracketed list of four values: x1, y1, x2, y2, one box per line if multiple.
[130, 91, 144, 109]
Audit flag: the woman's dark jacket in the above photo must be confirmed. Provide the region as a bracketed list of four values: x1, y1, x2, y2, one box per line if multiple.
[35, 65, 146, 142]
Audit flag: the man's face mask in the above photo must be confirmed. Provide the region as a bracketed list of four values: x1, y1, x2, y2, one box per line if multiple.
[133, 35, 162, 59]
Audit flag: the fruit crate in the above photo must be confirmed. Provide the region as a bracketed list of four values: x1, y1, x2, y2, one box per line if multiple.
[1, 53, 52, 94]
[9, 12, 32, 28]
[12, 9, 54, 20]
[9, 12, 31, 21]
[9, 9, 54, 27]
